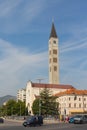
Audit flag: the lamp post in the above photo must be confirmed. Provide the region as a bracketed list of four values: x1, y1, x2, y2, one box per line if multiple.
[39, 96, 41, 115]
[20, 104, 21, 116]
[11, 107, 13, 116]
[39, 85, 41, 116]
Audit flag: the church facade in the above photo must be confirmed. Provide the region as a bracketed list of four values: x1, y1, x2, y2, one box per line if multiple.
[26, 81, 74, 114]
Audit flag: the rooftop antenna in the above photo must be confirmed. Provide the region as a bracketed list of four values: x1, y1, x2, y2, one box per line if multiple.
[36, 78, 45, 83]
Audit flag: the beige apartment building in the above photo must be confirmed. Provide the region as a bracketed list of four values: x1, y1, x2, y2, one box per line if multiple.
[17, 88, 26, 102]
[55, 88, 87, 116]
[26, 81, 74, 114]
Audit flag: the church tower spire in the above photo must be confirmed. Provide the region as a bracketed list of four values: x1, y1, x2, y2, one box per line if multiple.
[49, 22, 58, 38]
[49, 22, 60, 84]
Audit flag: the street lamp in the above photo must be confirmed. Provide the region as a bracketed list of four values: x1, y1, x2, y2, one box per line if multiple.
[39, 87, 41, 115]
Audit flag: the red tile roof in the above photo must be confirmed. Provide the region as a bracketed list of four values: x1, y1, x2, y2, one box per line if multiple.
[55, 88, 87, 96]
[32, 82, 74, 89]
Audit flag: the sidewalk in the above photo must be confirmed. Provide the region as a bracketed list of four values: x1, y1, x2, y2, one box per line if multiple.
[5, 118, 68, 124]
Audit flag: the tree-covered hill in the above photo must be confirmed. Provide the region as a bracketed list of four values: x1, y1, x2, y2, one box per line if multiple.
[0, 95, 16, 106]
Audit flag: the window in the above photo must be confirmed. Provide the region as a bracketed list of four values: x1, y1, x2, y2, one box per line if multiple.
[69, 97, 70, 101]
[54, 66, 57, 71]
[69, 103, 71, 108]
[53, 58, 57, 62]
[84, 98, 86, 101]
[79, 98, 81, 101]
[84, 104, 86, 108]
[53, 49, 57, 54]
[74, 103, 76, 108]
[53, 40, 56, 44]
[79, 103, 81, 108]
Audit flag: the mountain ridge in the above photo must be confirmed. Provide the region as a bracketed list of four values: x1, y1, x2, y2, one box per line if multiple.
[0, 95, 16, 106]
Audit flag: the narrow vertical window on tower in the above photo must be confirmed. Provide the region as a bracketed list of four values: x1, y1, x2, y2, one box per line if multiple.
[50, 67, 51, 72]
[53, 40, 56, 44]
[53, 58, 57, 63]
[49, 58, 51, 63]
[53, 49, 57, 54]
[54, 66, 57, 71]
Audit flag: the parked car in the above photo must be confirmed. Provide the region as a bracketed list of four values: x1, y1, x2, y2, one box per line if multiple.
[69, 116, 75, 123]
[23, 115, 43, 127]
[68, 115, 80, 123]
[0, 117, 4, 123]
[74, 115, 87, 124]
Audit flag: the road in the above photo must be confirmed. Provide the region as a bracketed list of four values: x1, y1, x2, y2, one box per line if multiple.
[0, 119, 87, 130]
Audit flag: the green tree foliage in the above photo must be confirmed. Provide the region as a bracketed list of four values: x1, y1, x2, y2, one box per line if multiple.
[32, 88, 59, 116]
[32, 98, 39, 115]
[0, 99, 28, 116]
[6, 99, 16, 116]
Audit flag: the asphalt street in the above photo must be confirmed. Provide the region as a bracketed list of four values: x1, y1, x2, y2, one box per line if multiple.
[0, 119, 87, 130]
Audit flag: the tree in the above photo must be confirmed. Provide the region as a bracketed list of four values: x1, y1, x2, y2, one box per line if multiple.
[6, 99, 16, 116]
[0, 99, 28, 116]
[32, 98, 39, 115]
[32, 87, 59, 116]
[14, 100, 27, 116]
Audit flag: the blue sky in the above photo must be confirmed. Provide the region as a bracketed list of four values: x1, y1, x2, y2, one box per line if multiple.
[0, 0, 87, 96]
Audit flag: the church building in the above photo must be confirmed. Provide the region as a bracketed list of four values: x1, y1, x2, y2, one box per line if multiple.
[25, 22, 74, 114]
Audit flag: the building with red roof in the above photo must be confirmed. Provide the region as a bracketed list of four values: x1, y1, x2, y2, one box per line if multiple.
[55, 88, 87, 115]
[26, 81, 74, 114]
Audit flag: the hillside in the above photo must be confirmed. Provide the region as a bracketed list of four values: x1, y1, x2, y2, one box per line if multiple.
[0, 95, 16, 106]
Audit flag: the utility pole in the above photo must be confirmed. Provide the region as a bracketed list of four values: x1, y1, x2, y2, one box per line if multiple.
[36, 78, 45, 115]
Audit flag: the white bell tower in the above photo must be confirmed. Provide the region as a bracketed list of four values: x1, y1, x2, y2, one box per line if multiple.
[49, 22, 60, 84]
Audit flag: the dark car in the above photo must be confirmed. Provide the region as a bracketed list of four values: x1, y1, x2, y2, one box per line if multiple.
[23, 115, 43, 127]
[74, 115, 87, 124]
[0, 118, 4, 123]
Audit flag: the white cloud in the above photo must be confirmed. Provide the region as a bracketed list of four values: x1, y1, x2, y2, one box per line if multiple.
[0, 0, 46, 34]
[0, 0, 21, 18]
[0, 39, 48, 96]
[59, 27, 87, 89]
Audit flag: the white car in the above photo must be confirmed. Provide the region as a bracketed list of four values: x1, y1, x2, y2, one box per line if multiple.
[74, 115, 87, 124]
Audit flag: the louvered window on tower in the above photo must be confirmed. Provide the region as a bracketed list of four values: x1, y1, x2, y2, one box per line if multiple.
[53, 49, 57, 54]
[53, 58, 57, 62]
[54, 66, 57, 71]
